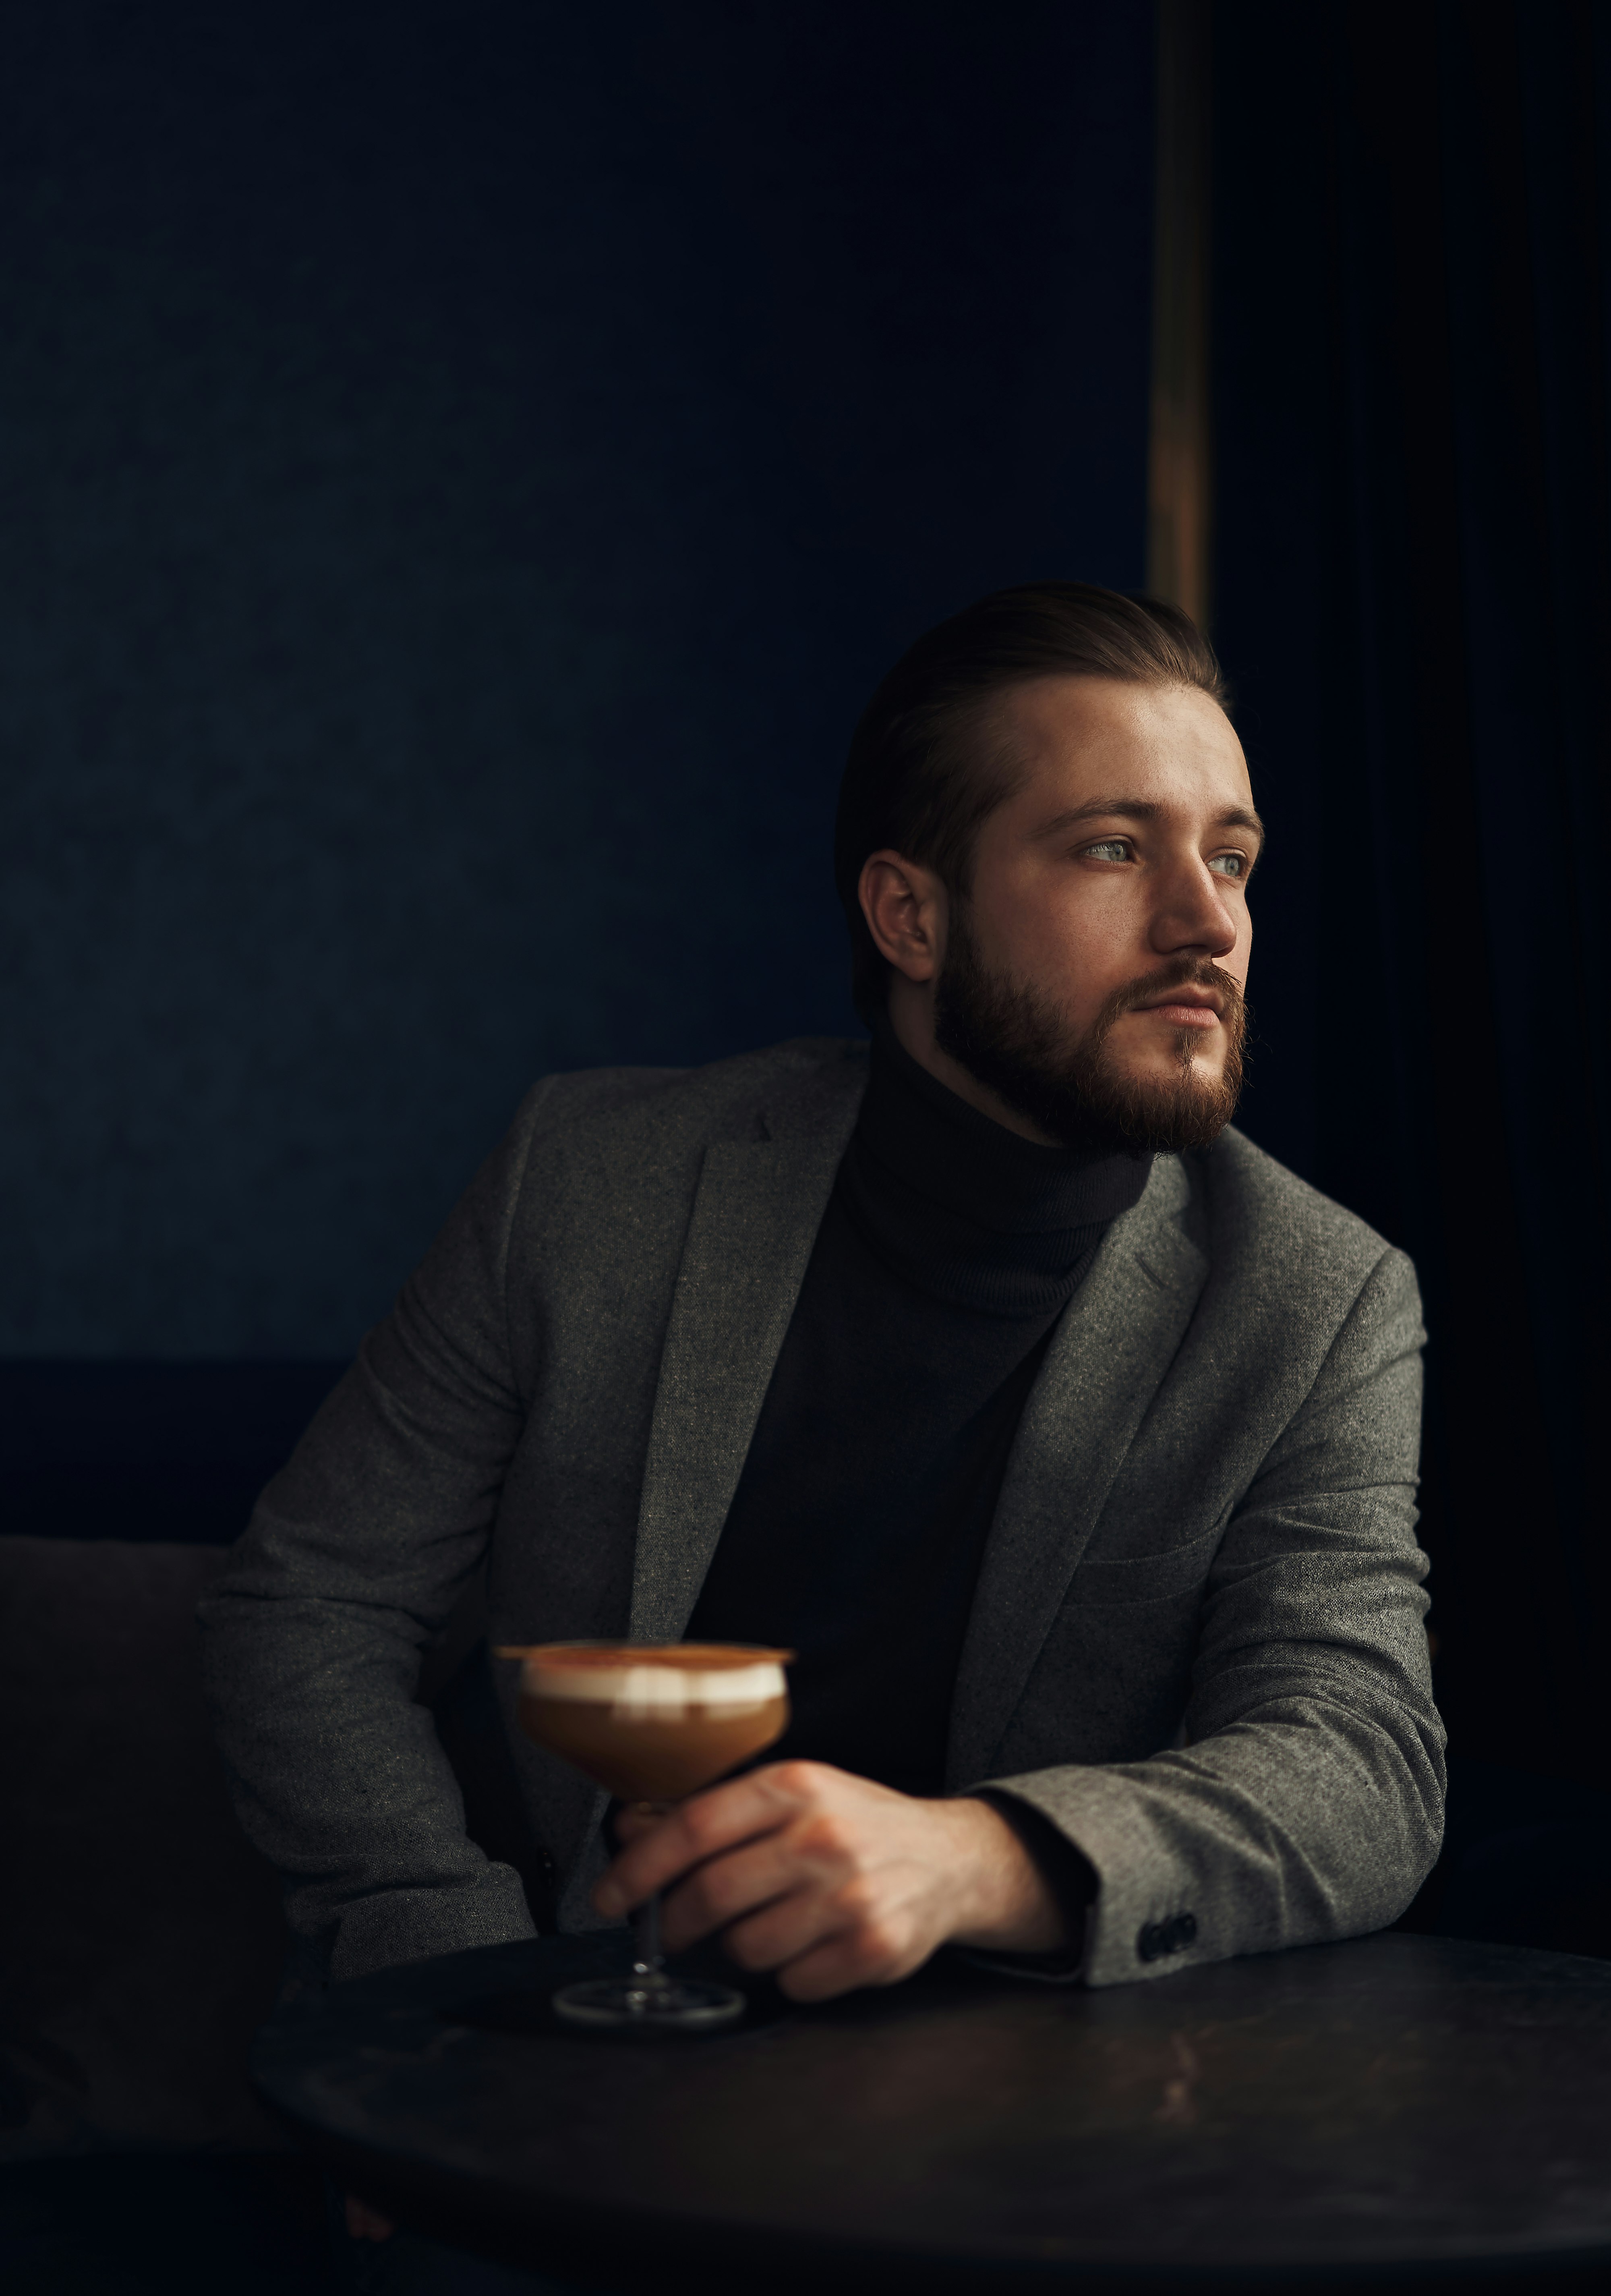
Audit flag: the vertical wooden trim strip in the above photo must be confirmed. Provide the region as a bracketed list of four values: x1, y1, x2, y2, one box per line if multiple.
[1147, 0, 1214, 630]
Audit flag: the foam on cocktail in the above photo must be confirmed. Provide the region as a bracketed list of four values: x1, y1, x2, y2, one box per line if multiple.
[520, 1646, 787, 1716]
[499, 1642, 793, 1803]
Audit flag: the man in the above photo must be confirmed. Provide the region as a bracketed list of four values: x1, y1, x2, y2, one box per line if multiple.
[199, 581, 1442, 2011]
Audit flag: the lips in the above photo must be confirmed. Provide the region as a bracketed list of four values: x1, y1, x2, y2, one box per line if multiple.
[1142, 1003, 1221, 1030]
[1133, 986, 1224, 1019]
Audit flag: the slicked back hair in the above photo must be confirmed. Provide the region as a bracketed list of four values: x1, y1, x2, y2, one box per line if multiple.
[832, 581, 1228, 1019]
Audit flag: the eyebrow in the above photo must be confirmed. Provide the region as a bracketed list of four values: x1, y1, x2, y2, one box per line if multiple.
[1028, 796, 1267, 846]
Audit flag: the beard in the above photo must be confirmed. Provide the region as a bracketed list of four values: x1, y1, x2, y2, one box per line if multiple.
[932, 908, 1248, 1156]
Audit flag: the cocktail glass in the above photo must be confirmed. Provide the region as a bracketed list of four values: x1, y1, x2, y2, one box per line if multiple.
[495, 1641, 792, 2030]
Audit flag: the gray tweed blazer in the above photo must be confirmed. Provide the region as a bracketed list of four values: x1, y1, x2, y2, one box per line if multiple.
[198, 1038, 1443, 1989]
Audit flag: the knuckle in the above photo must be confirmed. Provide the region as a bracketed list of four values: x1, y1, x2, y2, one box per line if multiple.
[854, 1919, 900, 1970]
[798, 1811, 854, 1863]
[837, 1898, 909, 1974]
[833, 1875, 879, 1926]
[769, 1760, 824, 1801]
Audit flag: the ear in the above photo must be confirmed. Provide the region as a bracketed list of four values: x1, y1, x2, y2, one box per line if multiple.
[858, 850, 947, 984]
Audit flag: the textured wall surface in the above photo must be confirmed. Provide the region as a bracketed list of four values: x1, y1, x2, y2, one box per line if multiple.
[1, 1, 1153, 1357]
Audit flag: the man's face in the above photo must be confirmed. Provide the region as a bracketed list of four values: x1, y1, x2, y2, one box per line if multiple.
[864, 676, 1262, 1153]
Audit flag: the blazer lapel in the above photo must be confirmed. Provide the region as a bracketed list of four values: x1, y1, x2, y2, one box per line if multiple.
[947, 1156, 1209, 1784]
[629, 1071, 864, 1643]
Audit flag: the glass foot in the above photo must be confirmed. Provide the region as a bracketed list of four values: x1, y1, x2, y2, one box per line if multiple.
[553, 1972, 745, 2031]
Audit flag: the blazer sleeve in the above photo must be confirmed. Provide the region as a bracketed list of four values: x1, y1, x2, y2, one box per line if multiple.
[977, 1246, 1445, 1987]
[195, 1084, 557, 1984]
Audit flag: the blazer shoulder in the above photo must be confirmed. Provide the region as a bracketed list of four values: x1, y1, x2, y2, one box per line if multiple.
[511, 1036, 870, 1160]
[1189, 1125, 1414, 1298]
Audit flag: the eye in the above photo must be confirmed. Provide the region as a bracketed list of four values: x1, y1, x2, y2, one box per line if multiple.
[1208, 851, 1248, 879]
[1083, 838, 1132, 862]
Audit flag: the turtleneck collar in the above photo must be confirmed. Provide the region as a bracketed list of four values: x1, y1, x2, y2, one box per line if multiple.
[834, 1018, 1153, 1316]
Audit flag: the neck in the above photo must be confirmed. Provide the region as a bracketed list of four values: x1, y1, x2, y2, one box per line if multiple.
[839, 1016, 1153, 1315]
[884, 976, 1059, 1148]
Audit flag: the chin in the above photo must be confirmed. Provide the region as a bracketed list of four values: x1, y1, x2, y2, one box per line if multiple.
[1122, 1049, 1226, 1094]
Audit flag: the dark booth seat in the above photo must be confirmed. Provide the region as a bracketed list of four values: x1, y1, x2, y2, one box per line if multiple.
[0, 1533, 346, 2293]
[0, 1361, 345, 2145]
[0, 1529, 509, 2157]
[0, 1517, 518, 2293]
[0, 1536, 289, 2155]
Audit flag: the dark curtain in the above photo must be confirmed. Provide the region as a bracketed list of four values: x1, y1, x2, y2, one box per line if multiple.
[1215, 1, 1611, 1778]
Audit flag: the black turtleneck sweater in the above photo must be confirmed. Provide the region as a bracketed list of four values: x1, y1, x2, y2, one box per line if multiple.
[686, 1025, 1151, 1799]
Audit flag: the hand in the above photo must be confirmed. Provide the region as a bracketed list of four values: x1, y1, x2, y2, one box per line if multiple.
[592, 1761, 1067, 2003]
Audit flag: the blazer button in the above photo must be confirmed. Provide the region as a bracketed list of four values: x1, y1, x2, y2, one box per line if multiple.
[1138, 1913, 1198, 1963]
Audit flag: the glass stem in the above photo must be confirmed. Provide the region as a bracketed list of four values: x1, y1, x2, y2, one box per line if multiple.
[632, 1889, 666, 1987]
[627, 1801, 674, 2000]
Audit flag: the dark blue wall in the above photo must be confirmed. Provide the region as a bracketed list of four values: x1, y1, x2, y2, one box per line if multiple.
[1, 1, 1154, 1360]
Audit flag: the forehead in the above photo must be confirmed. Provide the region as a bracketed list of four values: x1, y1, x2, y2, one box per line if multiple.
[991, 674, 1252, 815]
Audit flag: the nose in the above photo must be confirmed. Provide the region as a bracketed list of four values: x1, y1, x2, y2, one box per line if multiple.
[1147, 856, 1240, 963]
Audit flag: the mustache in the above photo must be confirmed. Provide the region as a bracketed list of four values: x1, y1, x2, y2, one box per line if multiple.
[1091, 956, 1247, 1039]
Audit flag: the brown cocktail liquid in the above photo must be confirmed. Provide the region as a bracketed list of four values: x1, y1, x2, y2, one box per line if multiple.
[500, 1642, 793, 1804]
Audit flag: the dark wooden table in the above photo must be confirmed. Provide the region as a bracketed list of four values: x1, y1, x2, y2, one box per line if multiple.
[252, 1928, 1611, 2292]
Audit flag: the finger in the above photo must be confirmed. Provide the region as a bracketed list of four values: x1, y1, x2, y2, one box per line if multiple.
[716, 1881, 848, 1973]
[774, 1925, 927, 2004]
[611, 1803, 668, 1845]
[654, 1835, 812, 1952]
[594, 1771, 806, 1917]
[596, 1788, 766, 1915]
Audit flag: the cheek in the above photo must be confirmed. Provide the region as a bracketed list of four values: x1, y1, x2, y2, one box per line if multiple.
[977, 870, 1147, 1021]
[1013, 883, 1141, 1003]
